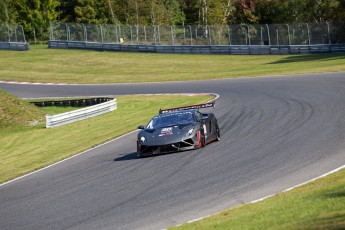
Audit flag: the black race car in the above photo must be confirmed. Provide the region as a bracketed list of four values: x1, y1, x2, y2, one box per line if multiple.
[137, 101, 220, 157]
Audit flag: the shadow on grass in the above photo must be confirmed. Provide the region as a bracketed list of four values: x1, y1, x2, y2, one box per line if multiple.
[322, 190, 345, 198]
[270, 54, 345, 64]
[303, 187, 345, 230]
[298, 214, 345, 230]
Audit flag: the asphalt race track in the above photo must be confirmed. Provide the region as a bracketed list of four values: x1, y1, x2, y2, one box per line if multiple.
[1, 72, 345, 230]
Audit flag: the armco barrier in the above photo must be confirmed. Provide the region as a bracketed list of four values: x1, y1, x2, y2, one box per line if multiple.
[48, 41, 345, 54]
[46, 99, 117, 128]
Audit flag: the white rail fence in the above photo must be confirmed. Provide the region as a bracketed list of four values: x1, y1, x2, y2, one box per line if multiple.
[46, 99, 117, 128]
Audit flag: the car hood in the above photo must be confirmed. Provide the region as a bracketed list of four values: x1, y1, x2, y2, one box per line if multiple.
[139, 123, 196, 146]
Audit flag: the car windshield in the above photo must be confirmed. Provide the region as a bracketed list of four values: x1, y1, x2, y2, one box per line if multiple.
[146, 112, 195, 129]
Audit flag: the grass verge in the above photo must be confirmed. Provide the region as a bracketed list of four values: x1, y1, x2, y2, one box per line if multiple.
[0, 45, 344, 84]
[36, 105, 88, 115]
[169, 168, 345, 230]
[0, 93, 213, 184]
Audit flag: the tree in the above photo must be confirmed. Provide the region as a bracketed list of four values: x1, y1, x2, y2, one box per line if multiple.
[207, 0, 234, 24]
[332, 0, 345, 21]
[75, 0, 110, 24]
[59, 0, 78, 22]
[180, 0, 200, 24]
[304, 0, 339, 22]
[254, 0, 288, 24]
[107, 0, 148, 25]
[11, 0, 59, 40]
[162, 0, 185, 25]
[0, 0, 16, 24]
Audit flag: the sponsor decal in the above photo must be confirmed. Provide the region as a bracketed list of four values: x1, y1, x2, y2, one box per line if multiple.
[159, 127, 173, 136]
[159, 101, 215, 114]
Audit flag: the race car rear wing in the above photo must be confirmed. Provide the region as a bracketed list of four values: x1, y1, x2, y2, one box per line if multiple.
[159, 101, 215, 114]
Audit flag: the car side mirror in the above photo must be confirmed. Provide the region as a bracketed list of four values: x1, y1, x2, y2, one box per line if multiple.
[138, 125, 145, 129]
[202, 114, 209, 120]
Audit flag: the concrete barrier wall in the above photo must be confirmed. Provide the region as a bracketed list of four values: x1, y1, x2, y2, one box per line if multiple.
[0, 42, 29, 51]
[48, 41, 345, 54]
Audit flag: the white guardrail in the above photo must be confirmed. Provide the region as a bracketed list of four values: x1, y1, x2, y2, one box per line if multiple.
[46, 99, 117, 128]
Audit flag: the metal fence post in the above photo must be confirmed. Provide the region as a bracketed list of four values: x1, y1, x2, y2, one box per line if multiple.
[152, 26, 155, 44]
[7, 24, 10, 42]
[100, 25, 104, 43]
[129, 25, 133, 44]
[115, 25, 119, 43]
[119, 25, 122, 43]
[189, 25, 192, 45]
[65, 24, 68, 41]
[246, 24, 250, 45]
[183, 25, 186, 45]
[206, 25, 211, 45]
[157, 25, 161, 44]
[14, 27, 17, 42]
[228, 25, 231, 45]
[171, 26, 174, 45]
[135, 25, 139, 44]
[326, 22, 331, 44]
[20, 25, 26, 43]
[286, 24, 291, 45]
[83, 24, 87, 42]
[144, 26, 147, 44]
[266, 24, 270, 45]
[276, 29, 279, 45]
[67, 24, 71, 41]
[306, 23, 311, 45]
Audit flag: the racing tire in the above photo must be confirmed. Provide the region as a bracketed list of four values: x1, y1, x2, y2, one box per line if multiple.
[200, 130, 206, 148]
[201, 135, 206, 147]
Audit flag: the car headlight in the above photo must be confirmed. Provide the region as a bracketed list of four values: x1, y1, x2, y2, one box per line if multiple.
[140, 136, 146, 143]
[187, 128, 194, 136]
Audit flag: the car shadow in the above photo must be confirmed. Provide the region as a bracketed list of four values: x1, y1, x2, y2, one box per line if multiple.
[114, 152, 138, 161]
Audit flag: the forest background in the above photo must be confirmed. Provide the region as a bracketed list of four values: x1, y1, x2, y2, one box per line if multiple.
[1, 0, 345, 41]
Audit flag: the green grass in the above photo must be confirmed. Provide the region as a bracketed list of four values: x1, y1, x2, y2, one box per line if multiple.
[169, 168, 345, 230]
[36, 105, 87, 115]
[0, 90, 45, 128]
[0, 44, 344, 84]
[0, 92, 213, 183]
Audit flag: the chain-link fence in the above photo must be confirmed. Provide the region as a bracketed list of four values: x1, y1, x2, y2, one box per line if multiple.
[50, 22, 345, 46]
[0, 24, 26, 43]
